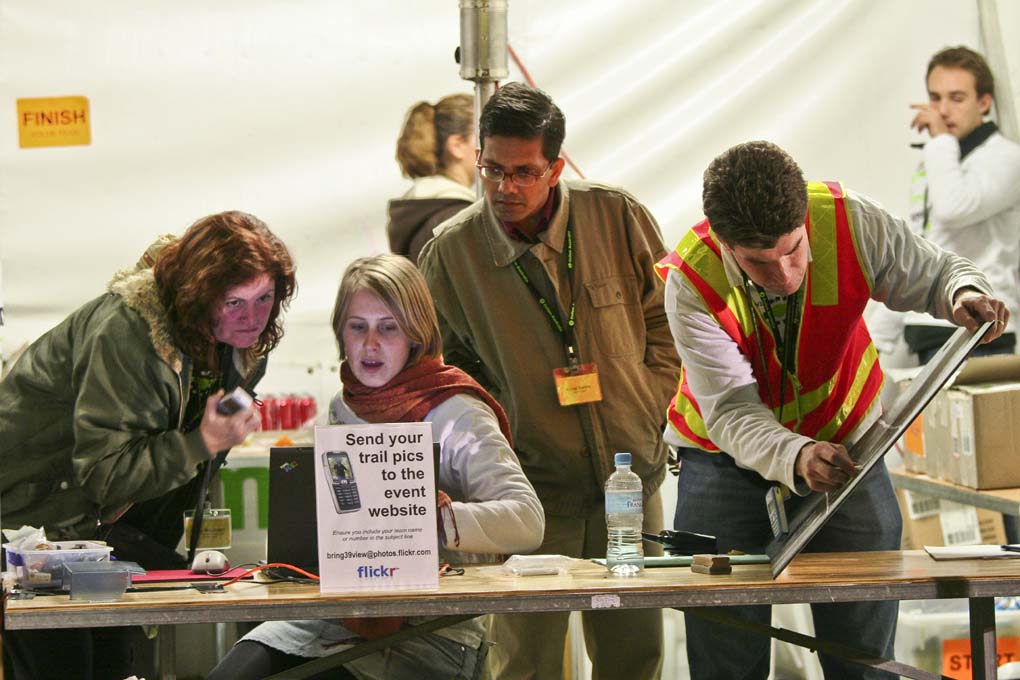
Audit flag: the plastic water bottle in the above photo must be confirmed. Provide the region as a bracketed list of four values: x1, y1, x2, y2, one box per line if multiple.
[605, 452, 644, 576]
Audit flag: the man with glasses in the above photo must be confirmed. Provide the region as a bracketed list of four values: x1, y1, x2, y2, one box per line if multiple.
[420, 82, 678, 680]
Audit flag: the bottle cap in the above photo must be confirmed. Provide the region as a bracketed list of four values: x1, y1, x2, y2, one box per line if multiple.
[614, 452, 632, 467]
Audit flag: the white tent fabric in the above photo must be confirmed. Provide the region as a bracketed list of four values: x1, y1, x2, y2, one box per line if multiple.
[1, 0, 1017, 407]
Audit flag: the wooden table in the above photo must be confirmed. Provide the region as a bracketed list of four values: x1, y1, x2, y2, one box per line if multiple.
[5, 550, 1020, 679]
[891, 466, 1020, 516]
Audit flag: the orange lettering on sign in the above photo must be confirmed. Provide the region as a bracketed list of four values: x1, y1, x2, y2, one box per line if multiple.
[942, 637, 1020, 679]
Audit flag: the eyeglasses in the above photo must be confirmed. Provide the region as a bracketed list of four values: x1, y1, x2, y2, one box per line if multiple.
[476, 163, 551, 186]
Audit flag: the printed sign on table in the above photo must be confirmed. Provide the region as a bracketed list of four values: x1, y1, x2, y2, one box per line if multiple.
[314, 423, 438, 592]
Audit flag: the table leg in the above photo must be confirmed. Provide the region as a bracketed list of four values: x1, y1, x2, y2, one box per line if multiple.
[969, 597, 997, 680]
[158, 625, 177, 680]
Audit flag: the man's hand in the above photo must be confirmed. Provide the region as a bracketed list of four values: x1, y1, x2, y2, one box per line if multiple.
[910, 103, 949, 137]
[952, 288, 1009, 343]
[794, 442, 857, 493]
[199, 390, 260, 455]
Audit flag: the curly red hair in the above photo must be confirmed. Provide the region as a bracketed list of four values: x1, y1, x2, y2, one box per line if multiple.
[154, 211, 296, 369]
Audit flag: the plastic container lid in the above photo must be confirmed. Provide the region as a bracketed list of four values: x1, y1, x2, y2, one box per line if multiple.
[614, 452, 632, 466]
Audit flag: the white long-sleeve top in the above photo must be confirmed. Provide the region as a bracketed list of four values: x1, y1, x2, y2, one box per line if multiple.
[869, 130, 1020, 352]
[329, 392, 544, 559]
[664, 190, 991, 492]
[243, 392, 544, 656]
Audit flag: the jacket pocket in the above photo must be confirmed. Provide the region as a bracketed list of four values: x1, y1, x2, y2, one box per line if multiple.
[584, 276, 644, 357]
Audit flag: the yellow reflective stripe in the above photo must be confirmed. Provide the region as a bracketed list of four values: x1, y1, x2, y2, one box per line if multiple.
[677, 230, 729, 298]
[773, 370, 830, 426]
[674, 388, 711, 443]
[677, 231, 756, 337]
[725, 288, 757, 337]
[815, 343, 880, 441]
[807, 181, 838, 307]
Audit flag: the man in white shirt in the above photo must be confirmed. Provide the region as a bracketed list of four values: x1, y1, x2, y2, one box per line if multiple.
[871, 45, 1020, 363]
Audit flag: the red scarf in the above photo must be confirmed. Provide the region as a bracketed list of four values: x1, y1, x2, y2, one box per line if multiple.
[341, 356, 513, 446]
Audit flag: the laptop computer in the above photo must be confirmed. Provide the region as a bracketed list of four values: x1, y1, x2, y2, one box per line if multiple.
[267, 442, 443, 576]
[267, 446, 319, 574]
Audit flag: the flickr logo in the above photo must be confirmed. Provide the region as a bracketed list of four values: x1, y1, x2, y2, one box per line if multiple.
[357, 565, 400, 578]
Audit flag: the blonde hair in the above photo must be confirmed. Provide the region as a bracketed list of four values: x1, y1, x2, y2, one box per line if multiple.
[395, 93, 473, 178]
[331, 254, 442, 366]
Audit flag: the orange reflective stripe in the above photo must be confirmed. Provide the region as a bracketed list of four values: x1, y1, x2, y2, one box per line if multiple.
[834, 181, 875, 293]
[653, 250, 683, 282]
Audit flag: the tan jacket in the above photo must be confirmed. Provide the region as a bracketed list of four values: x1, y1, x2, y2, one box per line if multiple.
[420, 180, 680, 517]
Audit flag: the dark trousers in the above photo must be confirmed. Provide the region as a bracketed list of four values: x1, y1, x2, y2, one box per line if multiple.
[2, 627, 155, 680]
[205, 640, 357, 680]
[673, 447, 903, 680]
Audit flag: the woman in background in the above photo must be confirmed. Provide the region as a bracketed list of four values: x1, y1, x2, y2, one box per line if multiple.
[207, 254, 543, 680]
[387, 94, 477, 264]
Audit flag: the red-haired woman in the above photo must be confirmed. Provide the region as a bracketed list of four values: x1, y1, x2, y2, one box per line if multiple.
[0, 210, 296, 680]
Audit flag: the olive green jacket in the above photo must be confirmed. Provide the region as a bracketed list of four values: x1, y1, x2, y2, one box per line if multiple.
[0, 263, 264, 539]
[420, 180, 680, 517]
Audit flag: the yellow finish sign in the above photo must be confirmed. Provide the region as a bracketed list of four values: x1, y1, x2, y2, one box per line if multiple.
[17, 96, 91, 148]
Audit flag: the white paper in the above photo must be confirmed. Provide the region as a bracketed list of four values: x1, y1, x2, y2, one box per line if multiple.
[314, 423, 439, 592]
[924, 545, 1020, 560]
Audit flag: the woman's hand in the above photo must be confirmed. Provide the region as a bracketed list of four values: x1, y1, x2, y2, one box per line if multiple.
[199, 390, 260, 455]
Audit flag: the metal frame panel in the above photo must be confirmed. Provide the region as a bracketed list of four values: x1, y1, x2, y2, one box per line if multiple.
[766, 321, 993, 578]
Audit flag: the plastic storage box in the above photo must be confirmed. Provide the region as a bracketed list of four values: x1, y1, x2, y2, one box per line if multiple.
[2, 541, 113, 589]
[895, 599, 1020, 678]
[63, 561, 139, 601]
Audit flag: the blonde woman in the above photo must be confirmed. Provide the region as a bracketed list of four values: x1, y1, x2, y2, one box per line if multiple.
[207, 254, 543, 680]
[387, 94, 477, 264]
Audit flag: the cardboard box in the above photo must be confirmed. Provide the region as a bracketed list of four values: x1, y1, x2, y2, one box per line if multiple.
[922, 355, 1020, 490]
[922, 388, 954, 482]
[883, 368, 926, 474]
[896, 489, 1006, 550]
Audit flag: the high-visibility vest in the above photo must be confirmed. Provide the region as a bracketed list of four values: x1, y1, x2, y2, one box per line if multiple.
[654, 181, 883, 451]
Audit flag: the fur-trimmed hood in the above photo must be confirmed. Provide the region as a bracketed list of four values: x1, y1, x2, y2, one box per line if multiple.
[107, 234, 182, 372]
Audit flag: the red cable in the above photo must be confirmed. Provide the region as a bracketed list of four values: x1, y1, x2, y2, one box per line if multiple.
[506, 43, 586, 180]
[219, 562, 320, 588]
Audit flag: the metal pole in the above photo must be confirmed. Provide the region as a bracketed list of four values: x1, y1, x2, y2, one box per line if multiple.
[968, 596, 998, 680]
[458, 0, 508, 198]
[977, 0, 1018, 142]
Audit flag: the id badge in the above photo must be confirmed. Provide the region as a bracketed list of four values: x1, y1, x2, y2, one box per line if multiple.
[183, 507, 232, 550]
[553, 363, 603, 406]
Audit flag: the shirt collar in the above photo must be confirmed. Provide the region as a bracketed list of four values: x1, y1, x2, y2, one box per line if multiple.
[483, 183, 570, 268]
[499, 188, 559, 244]
[959, 121, 997, 160]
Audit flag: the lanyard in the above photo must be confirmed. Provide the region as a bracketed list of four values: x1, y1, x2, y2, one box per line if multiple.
[743, 275, 802, 426]
[512, 224, 579, 366]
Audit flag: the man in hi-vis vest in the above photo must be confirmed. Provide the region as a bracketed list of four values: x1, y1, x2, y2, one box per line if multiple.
[657, 140, 1008, 680]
